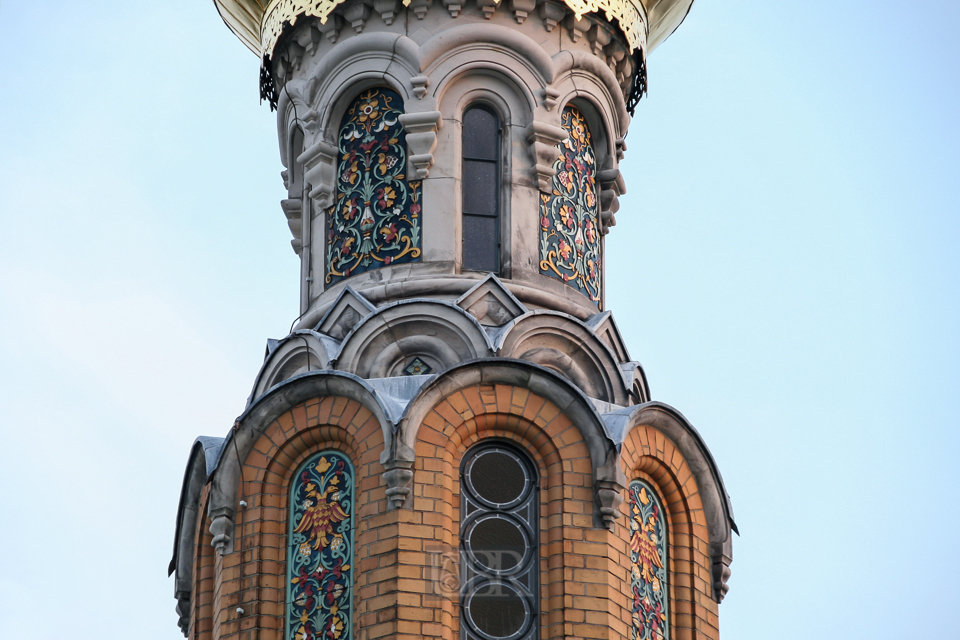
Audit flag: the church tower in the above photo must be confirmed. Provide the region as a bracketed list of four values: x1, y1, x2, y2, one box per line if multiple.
[170, 1, 737, 639]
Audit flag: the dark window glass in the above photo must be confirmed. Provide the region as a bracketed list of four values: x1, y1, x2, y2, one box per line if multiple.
[461, 443, 538, 640]
[462, 216, 499, 274]
[463, 108, 499, 160]
[463, 161, 498, 215]
[462, 106, 500, 273]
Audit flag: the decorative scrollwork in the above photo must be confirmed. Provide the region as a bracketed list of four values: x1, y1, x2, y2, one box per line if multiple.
[327, 87, 423, 284]
[538, 105, 602, 306]
[258, 0, 646, 59]
[629, 480, 669, 640]
[287, 452, 355, 640]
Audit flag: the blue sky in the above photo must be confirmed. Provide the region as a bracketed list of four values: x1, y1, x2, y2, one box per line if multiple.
[1, 1, 958, 638]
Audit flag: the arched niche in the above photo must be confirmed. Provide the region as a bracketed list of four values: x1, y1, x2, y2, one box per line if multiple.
[250, 331, 331, 403]
[335, 300, 493, 378]
[498, 311, 630, 405]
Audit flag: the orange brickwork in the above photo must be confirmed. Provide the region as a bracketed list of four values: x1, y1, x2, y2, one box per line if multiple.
[188, 386, 719, 640]
[619, 425, 718, 640]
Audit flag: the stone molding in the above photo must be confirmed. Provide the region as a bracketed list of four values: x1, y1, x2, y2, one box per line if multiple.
[605, 402, 739, 603]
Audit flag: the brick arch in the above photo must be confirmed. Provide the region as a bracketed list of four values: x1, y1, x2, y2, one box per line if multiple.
[619, 425, 716, 640]
[407, 382, 627, 640]
[212, 395, 386, 640]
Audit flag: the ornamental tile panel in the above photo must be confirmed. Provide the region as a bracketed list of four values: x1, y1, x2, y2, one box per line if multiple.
[327, 88, 422, 284]
[629, 480, 669, 640]
[538, 106, 602, 307]
[287, 452, 355, 640]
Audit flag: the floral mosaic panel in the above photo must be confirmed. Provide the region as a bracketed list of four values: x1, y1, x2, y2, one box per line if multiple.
[539, 105, 602, 307]
[327, 88, 422, 284]
[629, 480, 669, 640]
[287, 452, 355, 640]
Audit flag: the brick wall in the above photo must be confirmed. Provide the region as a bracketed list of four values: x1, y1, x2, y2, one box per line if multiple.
[189, 385, 719, 640]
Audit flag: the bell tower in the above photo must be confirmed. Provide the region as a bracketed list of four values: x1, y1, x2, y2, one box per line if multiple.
[170, 1, 737, 639]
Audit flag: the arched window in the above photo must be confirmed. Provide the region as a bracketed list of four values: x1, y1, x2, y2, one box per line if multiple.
[460, 443, 538, 640]
[327, 87, 423, 284]
[628, 480, 669, 640]
[538, 105, 602, 306]
[461, 106, 501, 273]
[286, 451, 355, 640]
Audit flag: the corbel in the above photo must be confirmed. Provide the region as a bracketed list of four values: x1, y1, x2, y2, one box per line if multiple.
[340, 2, 371, 33]
[381, 441, 416, 509]
[409, 0, 433, 19]
[208, 506, 235, 556]
[587, 23, 612, 58]
[525, 120, 566, 192]
[541, 87, 560, 111]
[597, 168, 625, 232]
[595, 479, 625, 532]
[442, 0, 462, 17]
[398, 110, 443, 179]
[373, 0, 401, 25]
[410, 75, 430, 100]
[711, 537, 734, 602]
[563, 13, 590, 43]
[314, 14, 342, 43]
[281, 198, 304, 254]
[302, 140, 340, 209]
[509, 0, 536, 23]
[476, 0, 500, 19]
[539, 1, 566, 32]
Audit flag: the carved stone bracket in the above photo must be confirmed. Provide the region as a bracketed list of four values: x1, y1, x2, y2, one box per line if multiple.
[509, 0, 536, 23]
[373, 0, 401, 24]
[476, 0, 498, 19]
[208, 506, 234, 556]
[398, 111, 443, 179]
[381, 442, 416, 509]
[339, 2, 370, 33]
[302, 140, 339, 210]
[410, 75, 430, 100]
[539, 1, 566, 32]
[526, 120, 566, 192]
[597, 168, 625, 233]
[409, 0, 432, 19]
[711, 541, 733, 602]
[541, 87, 560, 111]
[281, 197, 304, 254]
[442, 0, 462, 17]
[595, 479, 625, 532]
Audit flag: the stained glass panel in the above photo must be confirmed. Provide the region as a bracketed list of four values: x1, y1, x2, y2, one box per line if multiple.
[327, 88, 422, 284]
[286, 451, 355, 640]
[629, 480, 669, 640]
[538, 105, 602, 307]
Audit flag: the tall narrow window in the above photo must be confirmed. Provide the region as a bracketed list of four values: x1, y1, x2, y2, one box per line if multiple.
[327, 87, 423, 284]
[462, 106, 500, 273]
[628, 480, 669, 640]
[460, 443, 537, 640]
[538, 105, 602, 306]
[287, 451, 355, 640]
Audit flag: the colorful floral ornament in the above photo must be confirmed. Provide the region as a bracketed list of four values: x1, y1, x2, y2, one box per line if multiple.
[538, 105, 602, 306]
[327, 88, 422, 284]
[287, 452, 355, 640]
[629, 481, 669, 640]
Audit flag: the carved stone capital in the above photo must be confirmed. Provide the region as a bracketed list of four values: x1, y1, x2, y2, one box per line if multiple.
[398, 111, 443, 179]
[595, 479, 625, 532]
[711, 539, 733, 602]
[597, 168, 625, 233]
[302, 140, 339, 209]
[381, 441, 416, 509]
[526, 120, 566, 192]
[208, 507, 234, 556]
